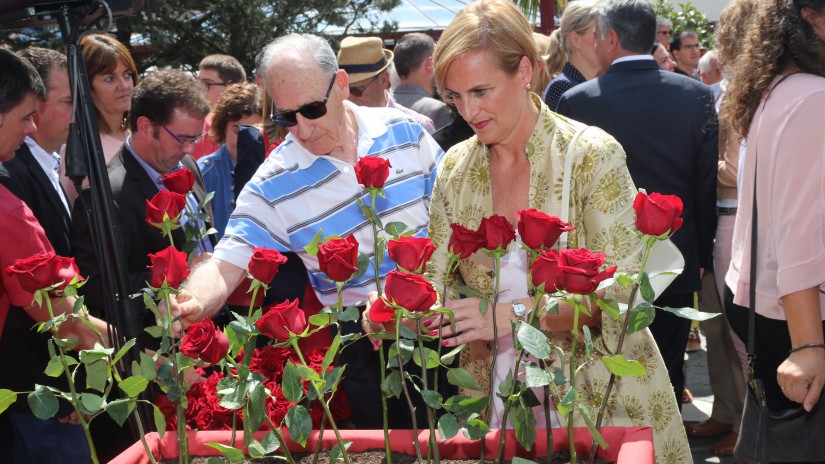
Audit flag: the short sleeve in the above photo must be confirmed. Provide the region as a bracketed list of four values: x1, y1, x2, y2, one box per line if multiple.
[0, 196, 54, 307]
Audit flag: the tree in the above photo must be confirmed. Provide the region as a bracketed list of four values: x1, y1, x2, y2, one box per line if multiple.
[2, 0, 400, 76]
[653, 2, 714, 49]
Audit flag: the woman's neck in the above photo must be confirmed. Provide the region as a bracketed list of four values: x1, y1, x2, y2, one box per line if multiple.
[101, 111, 127, 140]
[489, 96, 540, 161]
[569, 55, 599, 81]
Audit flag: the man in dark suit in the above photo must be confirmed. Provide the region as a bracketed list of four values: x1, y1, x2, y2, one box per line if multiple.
[0, 48, 73, 257]
[556, 0, 718, 408]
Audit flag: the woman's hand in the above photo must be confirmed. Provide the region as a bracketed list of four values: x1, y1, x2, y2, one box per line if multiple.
[778, 348, 825, 411]
[432, 297, 517, 347]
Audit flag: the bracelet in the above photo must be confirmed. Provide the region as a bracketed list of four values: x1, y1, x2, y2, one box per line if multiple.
[789, 343, 825, 354]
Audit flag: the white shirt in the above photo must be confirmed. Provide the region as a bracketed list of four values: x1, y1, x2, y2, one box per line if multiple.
[25, 137, 71, 213]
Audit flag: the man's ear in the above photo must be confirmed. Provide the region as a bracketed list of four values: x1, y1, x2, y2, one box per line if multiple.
[135, 115, 154, 137]
[423, 55, 434, 74]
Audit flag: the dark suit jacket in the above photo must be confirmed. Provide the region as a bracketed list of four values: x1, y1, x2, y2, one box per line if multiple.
[0, 144, 72, 256]
[72, 145, 215, 320]
[557, 59, 718, 295]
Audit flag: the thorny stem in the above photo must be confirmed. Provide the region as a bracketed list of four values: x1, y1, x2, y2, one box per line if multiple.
[417, 319, 440, 464]
[262, 415, 296, 464]
[481, 253, 503, 464]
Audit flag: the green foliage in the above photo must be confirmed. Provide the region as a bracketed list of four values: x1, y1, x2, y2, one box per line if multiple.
[654, 2, 715, 49]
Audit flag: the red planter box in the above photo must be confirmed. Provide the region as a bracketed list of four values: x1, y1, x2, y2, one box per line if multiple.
[110, 427, 654, 463]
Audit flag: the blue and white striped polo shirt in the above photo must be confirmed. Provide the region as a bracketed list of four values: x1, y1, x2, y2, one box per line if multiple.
[214, 102, 445, 306]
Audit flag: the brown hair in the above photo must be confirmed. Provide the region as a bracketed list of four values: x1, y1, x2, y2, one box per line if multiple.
[199, 54, 247, 84]
[80, 34, 139, 134]
[432, 0, 537, 97]
[209, 82, 262, 144]
[726, 0, 825, 136]
[715, 0, 760, 68]
[128, 68, 209, 132]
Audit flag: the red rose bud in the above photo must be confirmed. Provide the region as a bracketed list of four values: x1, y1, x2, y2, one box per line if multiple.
[5, 251, 63, 293]
[146, 190, 186, 228]
[148, 246, 190, 288]
[256, 299, 307, 341]
[479, 214, 516, 251]
[161, 168, 195, 195]
[54, 256, 84, 292]
[531, 249, 562, 292]
[448, 223, 485, 259]
[556, 248, 617, 295]
[387, 236, 435, 274]
[180, 317, 229, 365]
[354, 156, 391, 189]
[317, 235, 359, 282]
[369, 298, 395, 324]
[384, 270, 437, 313]
[517, 209, 575, 251]
[633, 191, 684, 237]
[248, 247, 288, 283]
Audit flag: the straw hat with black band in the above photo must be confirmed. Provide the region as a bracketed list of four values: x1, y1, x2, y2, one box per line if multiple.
[337, 37, 394, 84]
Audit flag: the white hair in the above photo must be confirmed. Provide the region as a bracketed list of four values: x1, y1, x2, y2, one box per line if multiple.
[698, 49, 718, 74]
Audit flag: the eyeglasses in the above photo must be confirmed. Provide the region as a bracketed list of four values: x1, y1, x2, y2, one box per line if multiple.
[348, 75, 380, 98]
[269, 74, 337, 128]
[657, 30, 672, 36]
[161, 125, 207, 144]
[199, 80, 229, 90]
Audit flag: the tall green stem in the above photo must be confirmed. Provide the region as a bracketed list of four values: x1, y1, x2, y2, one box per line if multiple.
[481, 254, 503, 464]
[568, 300, 581, 464]
[134, 402, 160, 464]
[44, 296, 101, 464]
[395, 317, 423, 463]
[262, 415, 297, 464]
[162, 292, 189, 464]
[417, 320, 440, 464]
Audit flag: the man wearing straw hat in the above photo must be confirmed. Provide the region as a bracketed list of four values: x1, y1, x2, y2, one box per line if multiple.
[337, 36, 436, 133]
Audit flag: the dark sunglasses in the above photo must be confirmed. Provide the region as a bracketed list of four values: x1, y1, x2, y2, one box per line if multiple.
[269, 74, 337, 127]
[348, 75, 380, 98]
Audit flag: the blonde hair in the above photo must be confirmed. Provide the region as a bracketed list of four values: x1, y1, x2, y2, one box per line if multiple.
[532, 32, 553, 93]
[433, 0, 537, 97]
[545, 0, 598, 77]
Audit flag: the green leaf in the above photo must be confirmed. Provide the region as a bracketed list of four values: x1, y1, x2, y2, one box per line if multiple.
[340, 305, 359, 323]
[412, 347, 440, 369]
[323, 367, 344, 393]
[447, 367, 483, 391]
[119, 376, 149, 398]
[399, 325, 418, 340]
[513, 404, 537, 451]
[0, 389, 17, 414]
[329, 441, 353, 463]
[27, 385, 58, 420]
[420, 389, 443, 410]
[443, 395, 488, 419]
[512, 458, 539, 464]
[355, 252, 371, 280]
[282, 362, 304, 403]
[576, 403, 608, 449]
[627, 302, 656, 334]
[382, 370, 402, 398]
[111, 338, 137, 365]
[387, 340, 413, 368]
[322, 334, 341, 371]
[106, 398, 135, 427]
[583, 325, 594, 357]
[285, 404, 312, 447]
[462, 413, 490, 440]
[524, 363, 554, 388]
[597, 298, 621, 320]
[558, 387, 578, 418]
[144, 325, 163, 339]
[662, 305, 722, 321]
[143, 292, 161, 321]
[479, 298, 488, 315]
[79, 344, 114, 364]
[309, 312, 333, 327]
[44, 356, 65, 377]
[639, 271, 655, 303]
[247, 439, 266, 459]
[261, 430, 280, 453]
[517, 323, 551, 359]
[79, 393, 105, 414]
[153, 404, 167, 440]
[204, 442, 245, 462]
[303, 228, 325, 256]
[440, 344, 464, 365]
[139, 351, 157, 381]
[616, 274, 632, 288]
[449, 283, 486, 299]
[246, 382, 266, 433]
[85, 359, 108, 393]
[602, 355, 647, 377]
[437, 412, 459, 440]
[384, 221, 409, 238]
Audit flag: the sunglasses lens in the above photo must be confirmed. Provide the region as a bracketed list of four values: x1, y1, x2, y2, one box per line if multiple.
[349, 87, 363, 98]
[274, 112, 297, 127]
[299, 101, 328, 120]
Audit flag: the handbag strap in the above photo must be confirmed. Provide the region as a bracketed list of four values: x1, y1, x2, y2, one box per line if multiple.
[560, 125, 589, 249]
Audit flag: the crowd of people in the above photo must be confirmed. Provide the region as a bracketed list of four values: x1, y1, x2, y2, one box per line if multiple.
[1, 0, 824, 462]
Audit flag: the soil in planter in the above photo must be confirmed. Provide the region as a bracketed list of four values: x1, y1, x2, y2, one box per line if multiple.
[167, 451, 610, 463]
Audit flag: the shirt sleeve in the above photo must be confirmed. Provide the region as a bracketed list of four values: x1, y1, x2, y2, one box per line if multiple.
[1, 198, 54, 307]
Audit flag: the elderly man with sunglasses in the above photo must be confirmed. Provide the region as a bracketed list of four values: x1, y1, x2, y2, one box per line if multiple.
[166, 33, 445, 428]
[72, 69, 217, 351]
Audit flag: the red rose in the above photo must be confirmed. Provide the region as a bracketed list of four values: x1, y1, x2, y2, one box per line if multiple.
[388, 236, 435, 273]
[317, 235, 359, 282]
[517, 209, 575, 251]
[5, 251, 79, 294]
[147, 246, 190, 288]
[54, 256, 84, 292]
[556, 248, 617, 295]
[633, 192, 684, 237]
[448, 223, 485, 259]
[369, 298, 395, 324]
[250, 346, 291, 380]
[354, 156, 391, 189]
[146, 190, 186, 229]
[305, 347, 326, 373]
[256, 299, 307, 341]
[531, 249, 562, 292]
[478, 215, 516, 252]
[161, 168, 195, 195]
[180, 317, 229, 364]
[329, 389, 352, 422]
[248, 247, 288, 283]
[384, 270, 436, 313]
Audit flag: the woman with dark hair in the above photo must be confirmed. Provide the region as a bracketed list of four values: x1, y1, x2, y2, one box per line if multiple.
[725, 0, 825, 429]
[651, 41, 676, 72]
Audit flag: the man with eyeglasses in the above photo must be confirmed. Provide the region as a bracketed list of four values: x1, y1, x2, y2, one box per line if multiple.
[72, 69, 217, 348]
[193, 54, 247, 159]
[166, 33, 446, 429]
[670, 30, 702, 79]
[337, 36, 436, 133]
[656, 17, 673, 49]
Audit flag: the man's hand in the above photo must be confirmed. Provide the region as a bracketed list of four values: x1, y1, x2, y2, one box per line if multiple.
[160, 290, 204, 336]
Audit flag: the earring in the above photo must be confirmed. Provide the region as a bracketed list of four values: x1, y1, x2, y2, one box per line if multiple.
[526, 83, 532, 90]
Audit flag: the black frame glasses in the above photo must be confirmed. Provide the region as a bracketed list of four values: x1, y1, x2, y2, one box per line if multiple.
[269, 74, 337, 128]
[161, 125, 207, 144]
[348, 74, 380, 98]
[199, 80, 229, 90]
